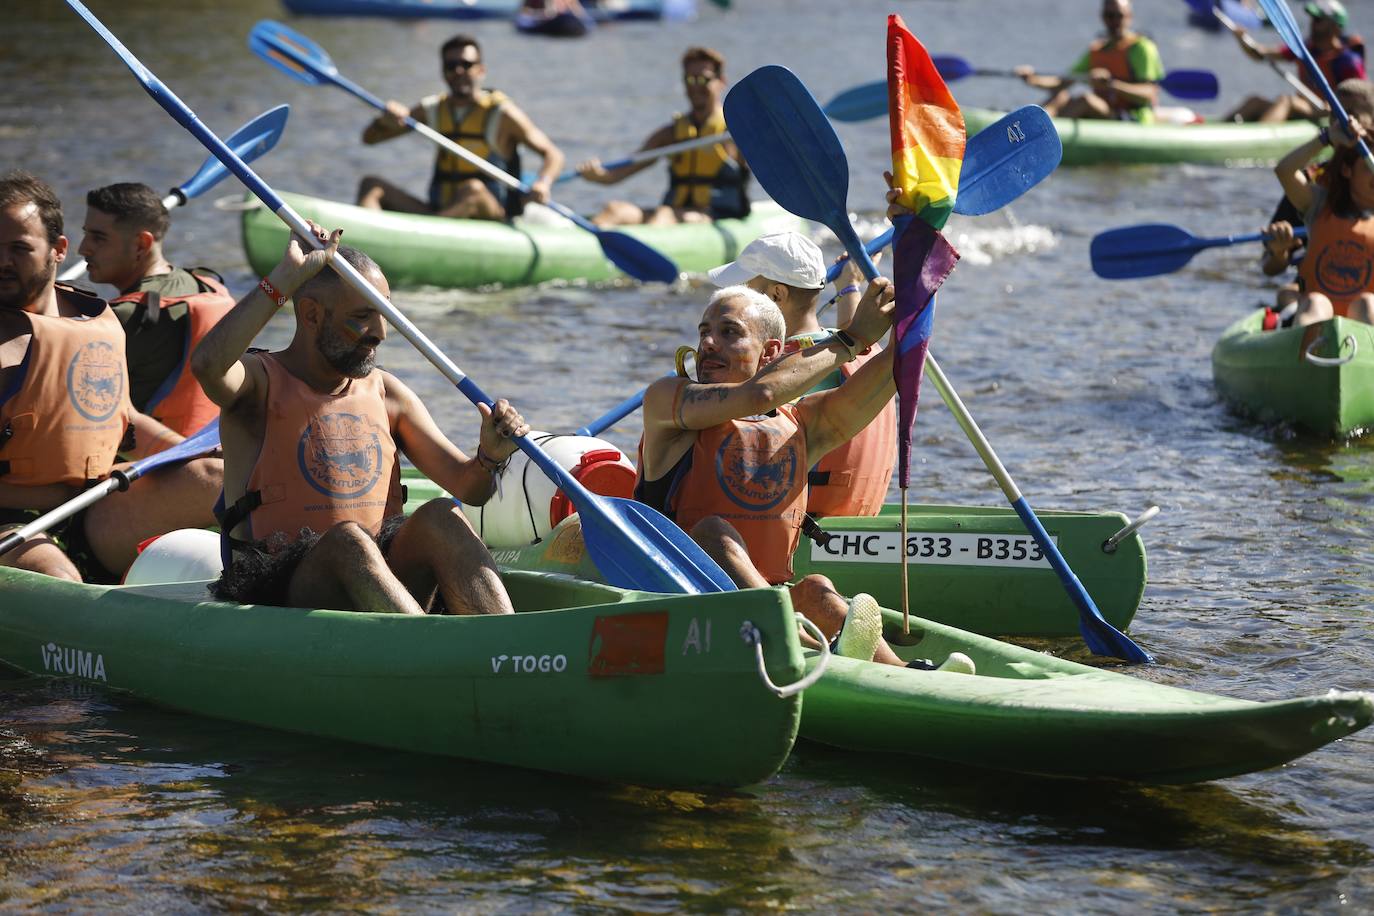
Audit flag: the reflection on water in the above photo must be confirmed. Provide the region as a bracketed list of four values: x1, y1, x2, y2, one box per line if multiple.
[4, 0, 1374, 908]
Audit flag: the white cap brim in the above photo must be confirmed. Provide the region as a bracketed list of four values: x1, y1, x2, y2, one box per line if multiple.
[707, 259, 754, 288]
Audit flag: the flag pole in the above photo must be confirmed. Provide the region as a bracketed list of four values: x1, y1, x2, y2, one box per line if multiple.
[901, 487, 910, 634]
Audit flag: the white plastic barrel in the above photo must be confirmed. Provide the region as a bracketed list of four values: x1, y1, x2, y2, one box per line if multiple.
[122, 528, 224, 585]
[461, 431, 636, 548]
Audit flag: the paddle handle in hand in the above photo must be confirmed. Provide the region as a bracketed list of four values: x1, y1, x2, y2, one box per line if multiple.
[558, 132, 728, 183]
[1212, 6, 1324, 108]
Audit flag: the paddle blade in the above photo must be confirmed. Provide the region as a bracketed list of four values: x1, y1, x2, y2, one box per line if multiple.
[821, 80, 887, 122]
[1160, 68, 1220, 100]
[953, 105, 1061, 216]
[1219, 0, 1265, 30]
[1090, 223, 1201, 279]
[726, 66, 853, 228]
[127, 420, 222, 481]
[931, 55, 977, 82]
[580, 496, 737, 593]
[596, 229, 680, 283]
[249, 19, 334, 86]
[177, 104, 290, 202]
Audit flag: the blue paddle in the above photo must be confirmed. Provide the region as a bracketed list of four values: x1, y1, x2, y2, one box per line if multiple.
[724, 64, 1152, 663]
[0, 421, 222, 556]
[828, 66, 1218, 123]
[933, 55, 1221, 102]
[1184, 0, 1266, 31]
[57, 104, 290, 284]
[247, 20, 678, 284]
[1258, 0, 1374, 172]
[576, 107, 1061, 436]
[1092, 222, 1308, 279]
[66, 0, 732, 594]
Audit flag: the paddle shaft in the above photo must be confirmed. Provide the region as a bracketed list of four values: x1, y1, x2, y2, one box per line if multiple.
[57, 191, 180, 284]
[1213, 6, 1324, 108]
[558, 132, 727, 183]
[846, 242, 1152, 663]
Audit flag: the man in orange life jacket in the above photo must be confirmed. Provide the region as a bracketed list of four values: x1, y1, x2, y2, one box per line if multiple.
[707, 232, 896, 519]
[577, 46, 750, 227]
[77, 183, 235, 437]
[0, 171, 223, 583]
[191, 221, 531, 615]
[1225, 1, 1366, 123]
[357, 34, 565, 222]
[1014, 0, 1164, 123]
[635, 281, 913, 666]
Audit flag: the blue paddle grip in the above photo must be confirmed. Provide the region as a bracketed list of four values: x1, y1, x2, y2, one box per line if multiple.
[453, 375, 588, 497]
[825, 228, 895, 284]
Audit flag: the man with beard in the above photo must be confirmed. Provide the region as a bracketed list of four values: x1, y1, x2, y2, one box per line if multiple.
[356, 34, 564, 221]
[191, 222, 532, 615]
[78, 182, 235, 437]
[0, 171, 223, 582]
[1014, 0, 1164, 122]
[577, 46, 750, 226]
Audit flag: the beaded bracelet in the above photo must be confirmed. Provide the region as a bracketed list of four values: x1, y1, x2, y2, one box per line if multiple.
[259, 276, 288, 307]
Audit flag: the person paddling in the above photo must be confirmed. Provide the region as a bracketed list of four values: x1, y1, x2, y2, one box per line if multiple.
[356, 34, 565, 221]
[0, 171, 222, 582]
[706, 232, 896, 519]
[1273, 118, 1374, 327]
[78, 183, 235, 437]
[577, 47, 750, 227]
[191, 221, 531, 614]
[1224, 1, 1365, 123]
[1015, 0, 1164, 122]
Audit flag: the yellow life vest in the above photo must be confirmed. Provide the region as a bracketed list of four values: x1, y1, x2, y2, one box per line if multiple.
[423, 90, 523, 217]
[664, 110, 749, 219]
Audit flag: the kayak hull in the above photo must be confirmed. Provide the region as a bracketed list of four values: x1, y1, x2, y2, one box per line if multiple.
[241, 192, 804, 289]
[1211, 309, 1374, 437]
[283, 0, 664, 20]
[0, 567, 803, 788]
[963, 107, 1320, 167]
[440, 476, 1146, 638]
[804, 608, 1374, 783]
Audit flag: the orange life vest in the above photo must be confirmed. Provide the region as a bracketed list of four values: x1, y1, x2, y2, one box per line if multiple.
[0, 285, 133, 487]
[1088, 34, 1144, 115]
[635, 402, 809, 585]
[111, 270, 234, 437]
[806, 351, 896, 518]
[224, 352, 403, 545]
[1297, 205, 1374, 314]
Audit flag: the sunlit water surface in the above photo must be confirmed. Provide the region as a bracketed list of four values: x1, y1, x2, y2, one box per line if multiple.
[3, 0, 1373, 910]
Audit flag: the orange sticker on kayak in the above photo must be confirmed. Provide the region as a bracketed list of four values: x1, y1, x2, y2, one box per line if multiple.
[588, 611, 668, 677]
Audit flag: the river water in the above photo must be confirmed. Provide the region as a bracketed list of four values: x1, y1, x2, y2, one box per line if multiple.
[4, 0, 1374, 910]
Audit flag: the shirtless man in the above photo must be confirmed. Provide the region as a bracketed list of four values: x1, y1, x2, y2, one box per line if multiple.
[634, 279, 917, 665]
[1016, 0, 1164, 122]
[78, 182, 235, 436]
[0, 171, 222, 582]
[357, 34, 564, 221]
[191, 222, 531, 614]
[578, 47, 750, 227]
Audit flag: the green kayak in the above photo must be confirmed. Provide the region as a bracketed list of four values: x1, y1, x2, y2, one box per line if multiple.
[0, 567, 805, 789]
[1212, 308, 1374, 437]
[404, 471, 1146, 638]
[240, 192, 805, 289]
[803, 604, 1373, 783]
[963, 107, 1319, 167]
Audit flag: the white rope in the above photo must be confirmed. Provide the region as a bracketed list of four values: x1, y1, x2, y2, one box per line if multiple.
[1304, 335, 1358, 367]
[739, 613, 832, 698]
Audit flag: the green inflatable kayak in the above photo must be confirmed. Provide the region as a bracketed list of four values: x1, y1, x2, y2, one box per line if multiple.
[0, 566, 805, 789]
[963, 107, 1320, 167]
[240, 192, 806, 289]
[404, 469, 1147, 639]
[1212, 308, 1374, 437]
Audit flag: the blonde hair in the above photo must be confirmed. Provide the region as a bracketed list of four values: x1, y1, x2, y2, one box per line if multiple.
[707, 285, 785, 342]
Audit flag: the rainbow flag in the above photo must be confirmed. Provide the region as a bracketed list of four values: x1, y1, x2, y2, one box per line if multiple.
[887, 13, 963, 488]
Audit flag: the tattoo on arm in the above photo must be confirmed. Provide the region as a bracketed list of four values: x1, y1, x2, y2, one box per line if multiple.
[682, 386, 730, 404]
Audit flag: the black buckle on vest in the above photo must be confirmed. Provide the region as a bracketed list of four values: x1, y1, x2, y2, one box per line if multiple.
[216, 490, 264, 536]
[801, 513, 832, 547]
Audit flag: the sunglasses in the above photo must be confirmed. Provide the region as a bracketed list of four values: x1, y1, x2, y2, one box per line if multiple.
[684, 74, 718, 86]
[1101, 10, 1123, 19]
[444, 58, 480, 72]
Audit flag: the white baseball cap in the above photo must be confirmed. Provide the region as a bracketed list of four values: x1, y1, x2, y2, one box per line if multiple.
[707, 232, 827, 290]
